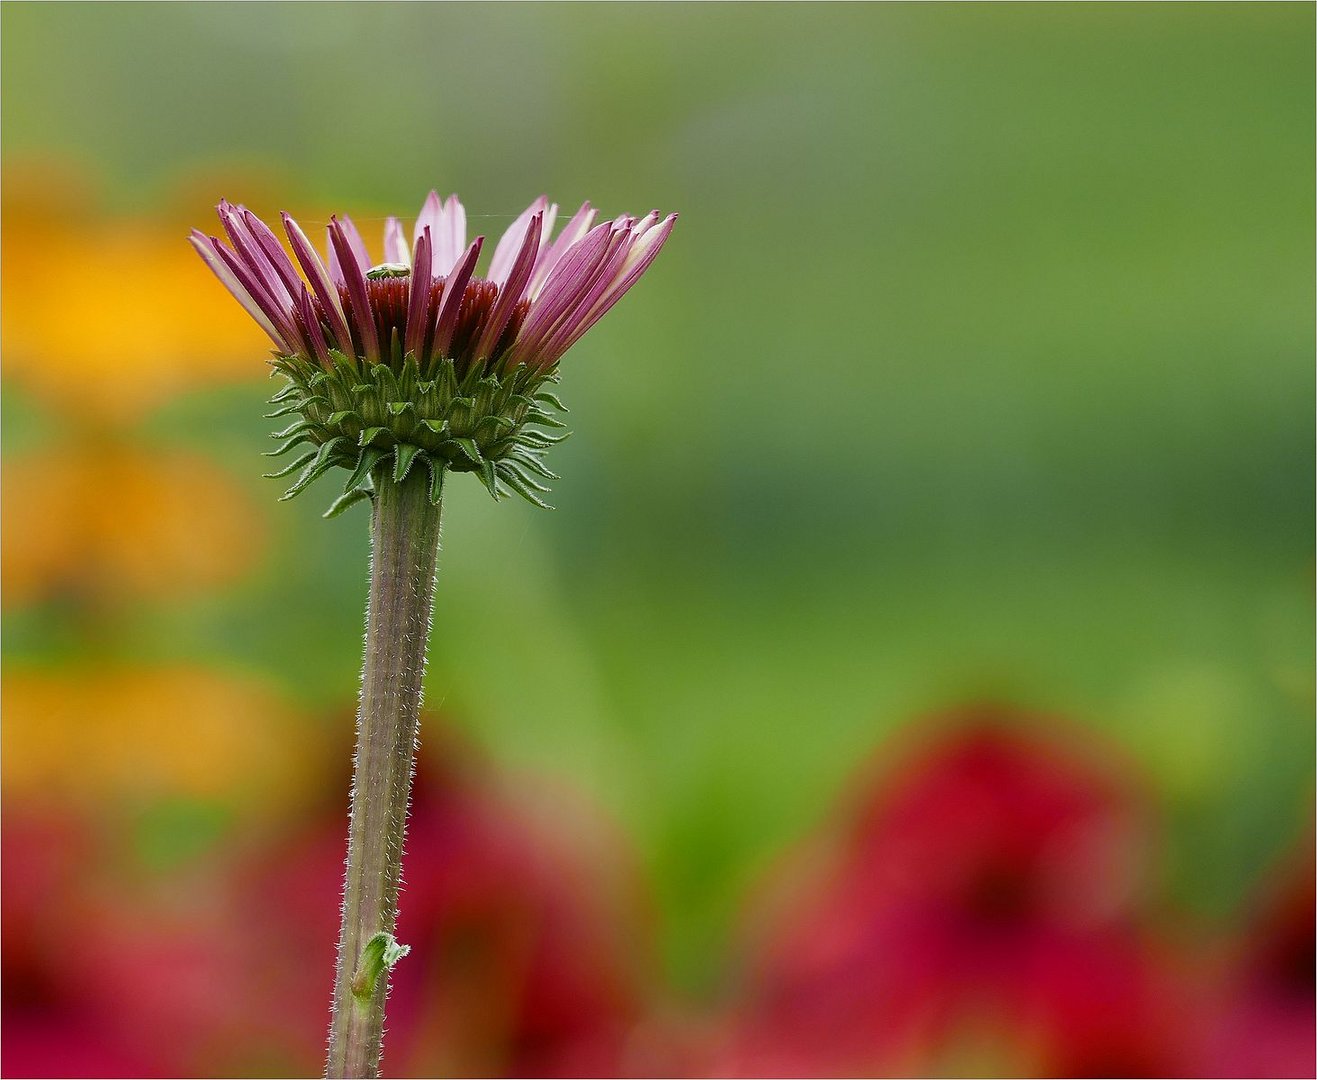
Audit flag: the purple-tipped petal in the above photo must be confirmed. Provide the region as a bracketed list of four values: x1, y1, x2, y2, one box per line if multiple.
[384, 216, 410, 266]
[540, 203, 559, 255]
[219, 202, 286, 301]
[404, 226, 433, 360]
[528, 201, 597, 299]
[413, 190, 443, 253]
[550, 212, 676, 363]
[431, 236, 483, 359]
[211, 235, 300, 350]
[283, 212, 352, 354]
[511, 222, 623, 365]
[631, 210, 662, 237]
[189, 230, 285, 348]
[488, 196, 548, 286]
[328, 215, 380, 364]
[433, 195, 467, 275]
[337, 214, 372, 273]
[217, 200, 290, 307]
[297, 286, 331, 366]
[326, 231, 345, 288]
[609, 212, 677, 293]
[241, 208, 306, 302]
[472, 211, 542, 361]
[194, 191, 673, 377]
[533, 224, 635, 366]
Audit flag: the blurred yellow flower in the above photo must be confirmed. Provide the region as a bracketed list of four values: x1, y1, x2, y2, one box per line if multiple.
[1, 664, 321, 811]
[1, 161, 272, 422]
[2, 441, 266, 610]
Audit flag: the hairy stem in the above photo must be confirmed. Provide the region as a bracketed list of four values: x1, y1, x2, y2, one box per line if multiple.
[326, 467, 443, 1078]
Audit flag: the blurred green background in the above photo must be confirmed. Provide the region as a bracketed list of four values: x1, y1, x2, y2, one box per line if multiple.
[3, 0, 1312, 1008]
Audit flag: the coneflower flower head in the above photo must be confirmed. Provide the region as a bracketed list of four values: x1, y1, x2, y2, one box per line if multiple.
[190, 192, 675, 511]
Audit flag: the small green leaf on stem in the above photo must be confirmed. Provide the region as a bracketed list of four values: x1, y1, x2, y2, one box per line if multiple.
[349, 932, 411, 1003]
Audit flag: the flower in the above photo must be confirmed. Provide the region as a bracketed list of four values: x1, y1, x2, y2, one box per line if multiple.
[1191, 835, 1316, 1078]
[2, 162, 270, 423]
[2, 810, 164, 1079]
[713, 709, 1193, 1078]
[2, 439, 265, 612]
[2, 726, 665, 1078]
[1, 664, 318, 814]
[190, 193, 675, 510]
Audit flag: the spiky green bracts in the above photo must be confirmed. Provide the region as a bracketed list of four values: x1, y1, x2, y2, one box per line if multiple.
[264, 350, 568, 516]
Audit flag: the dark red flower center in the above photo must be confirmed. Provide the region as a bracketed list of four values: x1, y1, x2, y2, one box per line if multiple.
[322, 272, 530, 376]
[959, 857, 1038, 928]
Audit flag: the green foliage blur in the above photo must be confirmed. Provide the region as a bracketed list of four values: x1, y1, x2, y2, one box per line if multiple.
[3, 1, 1312, 992]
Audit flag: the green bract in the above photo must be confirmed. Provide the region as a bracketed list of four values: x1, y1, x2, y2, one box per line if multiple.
[263, 350, 569, 515]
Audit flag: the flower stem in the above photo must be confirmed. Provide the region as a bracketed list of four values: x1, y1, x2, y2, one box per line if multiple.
[326, 466, 443, 1078]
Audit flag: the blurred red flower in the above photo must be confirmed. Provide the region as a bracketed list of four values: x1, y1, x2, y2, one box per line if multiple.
[5, 707, 1309, 1079]
[1, 806, 165, 1077]
[2, 729, 661, 1079]
[714, 709, 1195, 1078]
[1191, 836, 1316, 1079]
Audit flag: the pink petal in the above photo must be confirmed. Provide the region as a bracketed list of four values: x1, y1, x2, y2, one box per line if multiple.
[472, 211, 542, 362]
[510, 222, 623, 365]
[297, 285, 331, 365]
[328, 216, 380, 363]
[550, 212, 676, 363]
[540, 202, 559, 254]
[433, 195, 467, 277]
[431, 236, 484, 359]
[327, 228, 346, 288]
[189, 230, 285, 348]
[609, 212, 677, 294]
[217, 200, 289, 306]
[487, 196, 548, 285]
[384, 216, 410, 266]
[283, 212, 353, 354]
[241, 208, 306, 301]
[338, 214, 372, 272]
[533, 225, 635, 366]
[630, 210, 662, 237]
[405, 226, 433, 360]
[529, 201, 597, 299]
[413, 190, 443, 253]
[211, 235, 300, 349]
